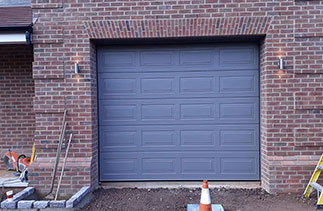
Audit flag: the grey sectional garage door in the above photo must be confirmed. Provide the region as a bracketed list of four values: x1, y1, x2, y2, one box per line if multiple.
[98, 43, 259, 181]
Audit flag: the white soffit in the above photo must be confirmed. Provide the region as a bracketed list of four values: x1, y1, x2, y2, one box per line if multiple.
[0, 33, 26, 44]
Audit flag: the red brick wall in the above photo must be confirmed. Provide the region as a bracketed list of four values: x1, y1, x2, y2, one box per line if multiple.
[0, 45, 34, 168]
[30, 0, 323, 194]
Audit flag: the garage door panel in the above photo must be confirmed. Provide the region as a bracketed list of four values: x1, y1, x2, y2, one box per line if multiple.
[100, 104, 137, 121]
[180, 76, 215, 94]
[140, 50, 177, 66]
[218, 99, 258, 122]
[99, 129, 138, 148]
[181, 157, 216, 174]
[98, 44, 258, 73]
[99, 78, 137, 96]
[99, 98, 258, 125]
[142, 158, 177, 175]
[99, 125, 259, 152]
[141, 104, 175, 120]
[219, 47, 258, 68]
[180, 130, 215, 146]
[98, 43, 260, 181]
[141, 77, 175, 94]
[217, 152, 259, 180]
[100, 152, 259, 180]
[98, 70, 259, 99]
[218, 71, 258, 96]
[218, 126, 259, 150]
[101, 51, 138, 69]
[100, 153, 138, 177]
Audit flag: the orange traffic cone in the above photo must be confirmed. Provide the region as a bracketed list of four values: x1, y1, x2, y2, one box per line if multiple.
[199, 180, 212, 211]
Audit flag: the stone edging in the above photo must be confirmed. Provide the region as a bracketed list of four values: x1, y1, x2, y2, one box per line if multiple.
[1, 186, 90, 209]
[1, 187, 34, 209]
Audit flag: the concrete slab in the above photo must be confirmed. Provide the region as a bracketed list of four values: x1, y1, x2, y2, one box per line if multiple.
[49, 200, 66, 208]
[13, 187, 34, 200]
[0, 170, 28, 187]
[17, 200, 35, 209]
[1, 187, 34, 209]
[0, 177, 28, 187]
[33, 200, 49, 209]
[1, 199, 17, 209]
[66, 186, 90, 208]
[187, 204, 224, 211]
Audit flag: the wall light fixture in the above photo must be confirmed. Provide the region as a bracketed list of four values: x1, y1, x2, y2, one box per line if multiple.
[277, 58, 284, 78]
[75, 63, 79, 74]
[279, 58, 284, 70]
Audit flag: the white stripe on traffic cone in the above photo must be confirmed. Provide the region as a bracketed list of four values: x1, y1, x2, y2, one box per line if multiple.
[199, 180, 212, 211]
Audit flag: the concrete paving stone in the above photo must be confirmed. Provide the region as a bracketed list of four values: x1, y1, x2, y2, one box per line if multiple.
[49, 200, 66, 208]
[33, 200, 49, 209]
[1, 199, 17, 209]
[17, 200, 35, 209]
[1, 187, 35, 209]
[13, 187, 35, 201]
[66, 186, 90, 208]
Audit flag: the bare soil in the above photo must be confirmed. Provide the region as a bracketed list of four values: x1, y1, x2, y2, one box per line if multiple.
[81, 187, 318, 211]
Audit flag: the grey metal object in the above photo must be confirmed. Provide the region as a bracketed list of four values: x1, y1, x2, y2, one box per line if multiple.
[46, 109, 67, 198]
[98, 43, 260, 181]
[279, 58, 284, 70]
[310, 182, 323, 203]
[311, 182, 323, 192]
[55, 133, 73, 200]
[74, 63, 79, 74]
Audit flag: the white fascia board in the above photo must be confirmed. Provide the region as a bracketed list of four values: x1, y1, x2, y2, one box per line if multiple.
[0, 33, 26, 44]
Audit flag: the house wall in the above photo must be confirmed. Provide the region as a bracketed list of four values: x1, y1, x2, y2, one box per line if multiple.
[29, 0, 323, 194]
[0, 44, 34, 169]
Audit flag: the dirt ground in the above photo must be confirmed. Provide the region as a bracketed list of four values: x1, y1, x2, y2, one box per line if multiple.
[81, 187, 318, 211]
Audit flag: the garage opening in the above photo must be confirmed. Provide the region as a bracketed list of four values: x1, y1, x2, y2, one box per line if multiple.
[97, 42, 259, 181]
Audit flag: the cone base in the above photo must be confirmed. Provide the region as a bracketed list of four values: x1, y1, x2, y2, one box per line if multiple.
[187, 204, 224, 211]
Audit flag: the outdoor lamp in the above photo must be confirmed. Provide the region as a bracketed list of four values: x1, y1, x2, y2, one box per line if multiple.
[75, 63, 79, 74]
[277, 58, 284, 78]
[279, 58, 284, 70]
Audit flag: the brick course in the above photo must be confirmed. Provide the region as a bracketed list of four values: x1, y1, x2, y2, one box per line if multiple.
[84, 17, 272, 39]
[28, 0, 323, 194]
